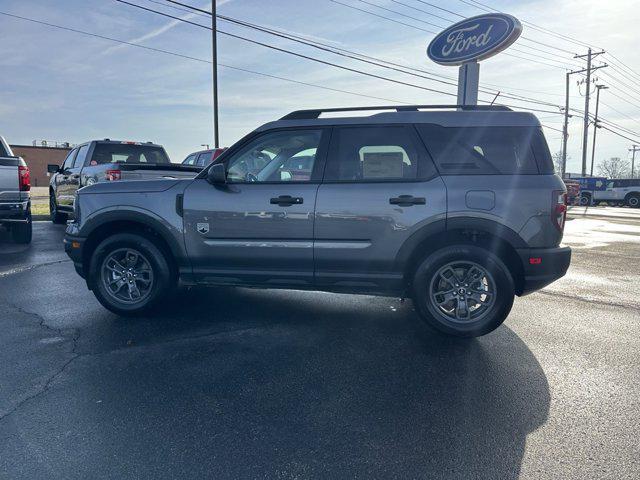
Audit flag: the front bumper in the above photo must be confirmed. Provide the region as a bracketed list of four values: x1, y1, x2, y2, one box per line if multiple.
[0, 200, 30, 223]
[64, 230, 86, 278]
[516, 246, 571, 296]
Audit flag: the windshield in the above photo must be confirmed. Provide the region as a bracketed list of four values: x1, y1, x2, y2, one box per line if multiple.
[91, 143, 170, 165]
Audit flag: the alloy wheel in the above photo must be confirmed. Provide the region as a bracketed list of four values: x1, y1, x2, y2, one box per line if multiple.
[101, 248, 154, 305]
[429, 261, 496, 323]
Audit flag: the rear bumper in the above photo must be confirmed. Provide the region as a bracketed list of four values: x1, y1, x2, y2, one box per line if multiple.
[0, 200, 30, 222]
[516, 246, 571, 296]
[64, 232, 86, 278]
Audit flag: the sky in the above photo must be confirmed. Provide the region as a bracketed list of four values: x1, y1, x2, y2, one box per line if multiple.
[1, 0, 640, 174]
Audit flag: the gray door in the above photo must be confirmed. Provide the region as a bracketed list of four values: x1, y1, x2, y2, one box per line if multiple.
[56, 148, 78, 207]
[183, 128, 329, 286]
[314, 125, 447, 293]
[65, 143, 90, 207]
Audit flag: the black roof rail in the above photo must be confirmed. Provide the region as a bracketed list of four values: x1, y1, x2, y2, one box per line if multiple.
[280, 104, 513, 120]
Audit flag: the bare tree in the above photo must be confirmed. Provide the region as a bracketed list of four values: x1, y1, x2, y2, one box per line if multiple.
[551, 151, 568, 175]
[596, 157, 631, 179]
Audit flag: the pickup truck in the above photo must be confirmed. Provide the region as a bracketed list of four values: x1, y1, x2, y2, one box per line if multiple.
[583, 178, 640, 207]
[48, 139, 201, 223]
[0, 135, 32, 243]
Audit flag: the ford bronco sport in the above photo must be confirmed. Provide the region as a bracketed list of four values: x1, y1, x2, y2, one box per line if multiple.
[64, 105, 571, 337]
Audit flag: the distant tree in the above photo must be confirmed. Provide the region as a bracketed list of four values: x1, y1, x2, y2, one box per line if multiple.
[551, 151, 568, 175]
[596, 157, 631, 179]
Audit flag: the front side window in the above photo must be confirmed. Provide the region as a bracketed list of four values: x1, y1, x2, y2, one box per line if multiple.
[62, 149, 78, 170]
[226, 130, 323, 183]
[417, 125, 542, 175]
[324, 126, 426, 182]
[73, 144, 90, 168]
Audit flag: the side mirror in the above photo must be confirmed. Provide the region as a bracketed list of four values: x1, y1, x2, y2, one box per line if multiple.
[47, 164, 60, 174]
[206, 163, 227, 185]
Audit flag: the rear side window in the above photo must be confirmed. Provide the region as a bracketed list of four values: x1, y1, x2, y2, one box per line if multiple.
[183, 154, 197, 165]
[417, 125, 548, 175]
[324, 126, 432, 182]
[0, 142, 8, 157]
[196, 151, 212, 167]
[90, 144, 170, 165]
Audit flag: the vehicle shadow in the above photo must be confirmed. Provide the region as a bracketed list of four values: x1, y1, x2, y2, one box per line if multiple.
[79, 287, 550, 479]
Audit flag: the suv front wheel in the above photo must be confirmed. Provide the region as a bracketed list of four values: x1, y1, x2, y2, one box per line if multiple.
[89, 233, 172, 316]
[412, 245, 515, 337]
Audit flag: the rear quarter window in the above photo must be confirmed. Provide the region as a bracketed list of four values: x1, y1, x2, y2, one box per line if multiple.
[417, 125, 550, 175]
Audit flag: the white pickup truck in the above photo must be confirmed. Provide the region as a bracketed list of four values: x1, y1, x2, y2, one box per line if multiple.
[0, 135, 32, 243]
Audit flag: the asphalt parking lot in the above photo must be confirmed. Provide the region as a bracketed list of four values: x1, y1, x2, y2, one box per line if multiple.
[0, 208, 638, 479]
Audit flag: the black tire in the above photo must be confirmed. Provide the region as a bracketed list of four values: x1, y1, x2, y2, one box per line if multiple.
[412, 245, 515, 338]
[50, 192, 68, 224]
[626, 194, 640, 208]
[89, 233, 173, 316]
[579, 193, 591, 206]
[10, 212, 32, 244]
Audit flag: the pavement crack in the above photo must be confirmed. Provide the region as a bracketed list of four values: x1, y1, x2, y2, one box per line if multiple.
[0, 302, 83, 423]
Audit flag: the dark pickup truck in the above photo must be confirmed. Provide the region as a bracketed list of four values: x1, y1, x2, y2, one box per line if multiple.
[48, 139, 200, 223]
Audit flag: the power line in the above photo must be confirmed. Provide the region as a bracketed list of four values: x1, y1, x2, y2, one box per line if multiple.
[341, 0, 583, 69]
[0, 10, 415, 105]
[355, 0, 444, 30]
[413, 0, 577, 55]
[456, 0, 598, 50]
[329, 0, 437, 33]
[164, 0, 569, 109]
[114, 0, 460, 97]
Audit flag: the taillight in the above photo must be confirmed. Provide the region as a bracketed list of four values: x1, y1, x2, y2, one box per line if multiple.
[105, 169, 121, 181]
[18, 165, 30, 191]
[552, 190, 567, 232]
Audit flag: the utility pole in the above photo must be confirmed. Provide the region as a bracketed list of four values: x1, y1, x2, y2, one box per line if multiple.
[561, 60, 607, 177]
[561, 72, 570, 177]
[630, 145, 640, 179]
[211, 0, 219, 148]
[575, 49, 606, 176]
[589, 84, 608, 176]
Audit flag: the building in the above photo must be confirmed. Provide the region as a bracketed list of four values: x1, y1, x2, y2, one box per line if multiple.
[10, 144, 71, 187]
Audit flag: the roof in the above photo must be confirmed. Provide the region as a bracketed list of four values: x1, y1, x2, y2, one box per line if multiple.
[257, 105, 541, 131]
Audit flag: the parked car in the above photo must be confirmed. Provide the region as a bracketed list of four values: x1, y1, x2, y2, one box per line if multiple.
[64, 105, 571, 338]
[48, 139, 201, 224]
[587, 179, 640, 207]
[0, 135, 31, 243]
[181, 147, 226, 169]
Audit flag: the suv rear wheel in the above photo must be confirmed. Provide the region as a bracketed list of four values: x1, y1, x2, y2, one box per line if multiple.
[50, 192, 68, 224]
[412, 245, 515, 337]
[89, 233, 172, 316]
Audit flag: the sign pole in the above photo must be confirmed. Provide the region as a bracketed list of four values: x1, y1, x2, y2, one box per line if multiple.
[457, 61, 479, 107]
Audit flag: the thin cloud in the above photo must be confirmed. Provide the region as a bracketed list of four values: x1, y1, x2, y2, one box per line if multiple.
[103, 1, 229, 55]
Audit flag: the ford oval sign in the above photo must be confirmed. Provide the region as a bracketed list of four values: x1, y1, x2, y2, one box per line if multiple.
[427, 14, 522, 66]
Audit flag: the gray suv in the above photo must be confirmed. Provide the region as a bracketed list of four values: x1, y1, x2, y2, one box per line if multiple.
[64, 105, 571, 337]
